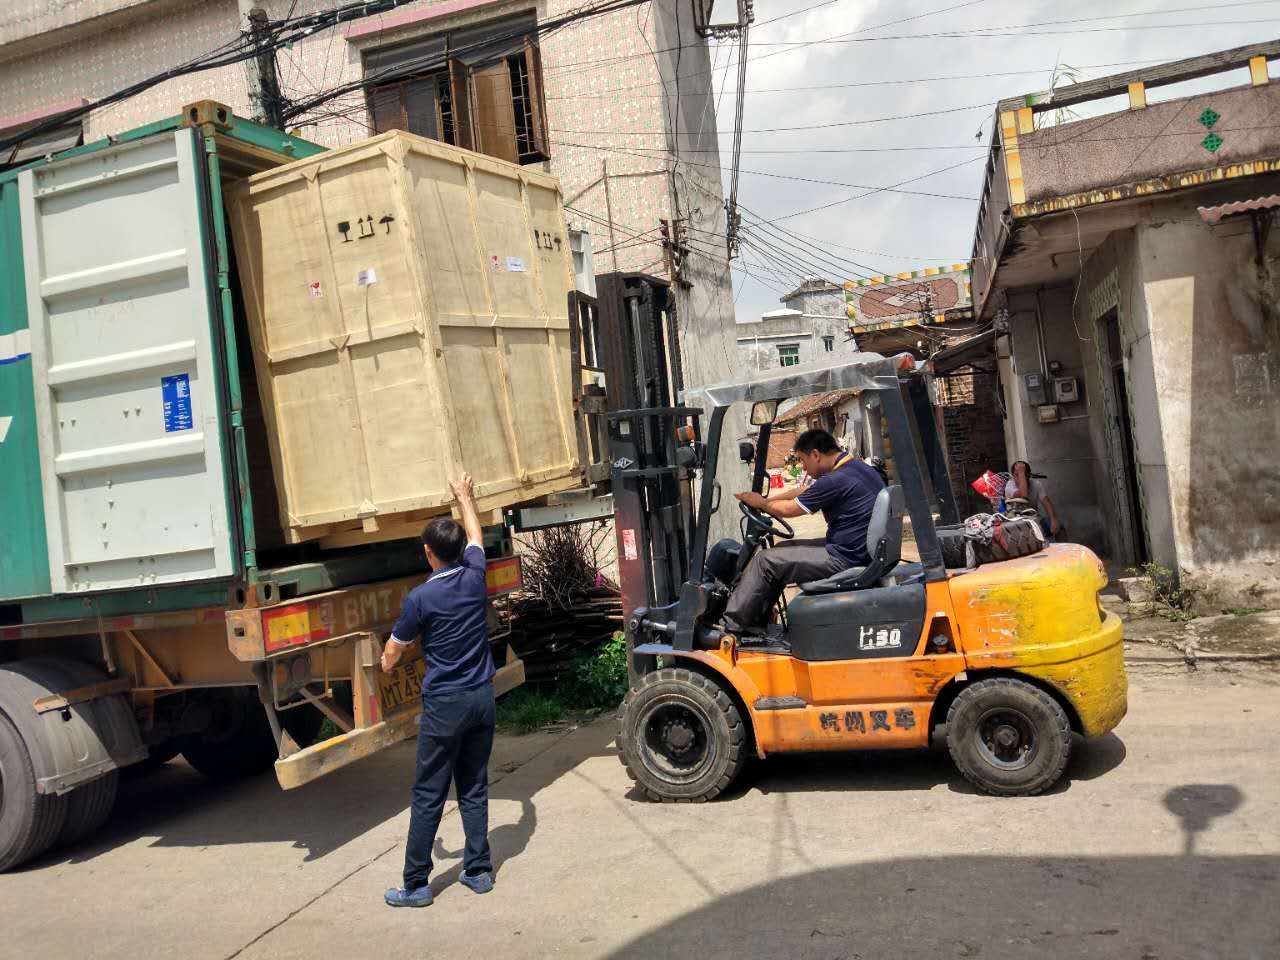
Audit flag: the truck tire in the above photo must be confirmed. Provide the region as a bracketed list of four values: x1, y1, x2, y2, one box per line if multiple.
[57, 770, 118, 848]
[946, 677, 1072, 797]
[618, 668, 747, 803]
[0, 710, 69, 872]
[181, 689, 278, 780]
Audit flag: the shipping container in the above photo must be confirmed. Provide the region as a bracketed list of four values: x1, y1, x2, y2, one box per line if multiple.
[0, 103, 580, 872]
[227, 131, 581, 548]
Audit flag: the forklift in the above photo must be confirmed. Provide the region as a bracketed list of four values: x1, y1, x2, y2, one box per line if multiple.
[605, 327, 1128, 801]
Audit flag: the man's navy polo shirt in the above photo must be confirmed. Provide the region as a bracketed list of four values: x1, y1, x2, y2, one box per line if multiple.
[390, 544, 495, 697]
[797, 455, 886, 566]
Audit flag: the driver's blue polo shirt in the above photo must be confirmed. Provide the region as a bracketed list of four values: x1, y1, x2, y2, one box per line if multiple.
[797, 455, 886, 566]
[390, 543, 495, 697]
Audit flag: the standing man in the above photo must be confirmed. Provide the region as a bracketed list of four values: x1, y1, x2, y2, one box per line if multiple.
[382, 474, 497, 908]
[723, 429, 885, 635]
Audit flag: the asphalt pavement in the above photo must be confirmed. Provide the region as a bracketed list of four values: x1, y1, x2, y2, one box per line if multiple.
[3, 665, 1276, 960]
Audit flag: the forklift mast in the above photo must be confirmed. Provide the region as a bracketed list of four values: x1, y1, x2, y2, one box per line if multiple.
[585, 274, 700, 620]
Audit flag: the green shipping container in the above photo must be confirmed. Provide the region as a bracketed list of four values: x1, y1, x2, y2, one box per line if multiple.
[0, 106, 426, 623]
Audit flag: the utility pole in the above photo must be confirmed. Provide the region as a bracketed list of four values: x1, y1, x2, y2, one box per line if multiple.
[238, 1, 284, 129]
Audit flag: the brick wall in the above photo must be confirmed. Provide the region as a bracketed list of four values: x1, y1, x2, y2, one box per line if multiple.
[937, 370, 1008, 517]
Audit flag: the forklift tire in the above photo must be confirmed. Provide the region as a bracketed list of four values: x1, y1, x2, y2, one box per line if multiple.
[57, 770, 119, 849]
[0, 709, 69, 872]
[946, 677, 1072, 797]
[618, 668, 747, 803]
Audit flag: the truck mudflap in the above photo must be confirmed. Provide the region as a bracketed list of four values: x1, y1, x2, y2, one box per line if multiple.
[0, 659, 146, 795]
[275, 648, 525, 790]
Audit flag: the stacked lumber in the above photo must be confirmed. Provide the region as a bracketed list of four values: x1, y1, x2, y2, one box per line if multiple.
[508, 588, 623, 682]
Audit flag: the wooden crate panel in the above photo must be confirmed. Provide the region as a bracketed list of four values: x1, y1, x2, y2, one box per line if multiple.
[228, 131, 581, 544]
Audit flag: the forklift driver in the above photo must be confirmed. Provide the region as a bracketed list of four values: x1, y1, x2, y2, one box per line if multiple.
[725, 428, 886, 635]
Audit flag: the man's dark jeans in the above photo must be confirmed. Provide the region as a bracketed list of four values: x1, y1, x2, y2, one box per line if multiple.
[723, 539, 851, 633]
[403, 682, 495, 890]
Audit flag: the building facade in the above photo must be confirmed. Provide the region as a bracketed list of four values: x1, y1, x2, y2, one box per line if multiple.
[0, 0, 751, 534]
[971, 43, 1280, 604]
[736, 277, 855, 372]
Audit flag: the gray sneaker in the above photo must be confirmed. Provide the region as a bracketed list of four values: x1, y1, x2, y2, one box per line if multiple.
[385, 885, 434, 908]
[459, 870, 494, 894]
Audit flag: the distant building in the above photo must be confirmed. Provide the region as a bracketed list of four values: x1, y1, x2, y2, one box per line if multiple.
[737, 277, 856, 371]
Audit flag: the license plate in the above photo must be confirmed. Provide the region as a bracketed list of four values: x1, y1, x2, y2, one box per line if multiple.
[377, 653, 425, 716]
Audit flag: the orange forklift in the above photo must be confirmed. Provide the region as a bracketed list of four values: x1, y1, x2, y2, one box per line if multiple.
[608, 348, 1127, 801]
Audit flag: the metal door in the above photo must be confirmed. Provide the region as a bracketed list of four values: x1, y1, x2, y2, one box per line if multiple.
[19, 129, 235, 593]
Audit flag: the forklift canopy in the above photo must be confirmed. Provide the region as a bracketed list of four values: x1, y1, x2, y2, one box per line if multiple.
[682, 352, 917, 410]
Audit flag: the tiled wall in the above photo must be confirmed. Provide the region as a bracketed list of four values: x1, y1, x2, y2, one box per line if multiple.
[0, 0, 695, 280]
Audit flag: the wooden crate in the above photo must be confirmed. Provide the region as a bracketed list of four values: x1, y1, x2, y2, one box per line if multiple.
[228, 131, 581, 546]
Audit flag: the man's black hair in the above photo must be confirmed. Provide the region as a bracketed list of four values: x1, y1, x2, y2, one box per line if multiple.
[421, 517, 466, 564]
[794, 428, 841, 456]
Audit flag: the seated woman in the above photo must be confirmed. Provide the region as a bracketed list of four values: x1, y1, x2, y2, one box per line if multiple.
[1004, 460, 1061, 541]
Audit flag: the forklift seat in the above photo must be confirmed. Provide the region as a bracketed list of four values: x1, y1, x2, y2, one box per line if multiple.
[799, 485, 906, 595]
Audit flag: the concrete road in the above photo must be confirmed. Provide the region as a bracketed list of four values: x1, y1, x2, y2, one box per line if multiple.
[4, 666, 1277, 960]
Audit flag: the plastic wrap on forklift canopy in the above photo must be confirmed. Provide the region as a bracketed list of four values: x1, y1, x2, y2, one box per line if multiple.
[682, 352, 917, 410]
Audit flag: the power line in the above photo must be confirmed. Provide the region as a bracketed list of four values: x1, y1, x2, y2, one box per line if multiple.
[541, 58, 1172, 99]
[548, 99, 996, 136]
[546, 0, 1278, 79]
[551, 137, 988, 204]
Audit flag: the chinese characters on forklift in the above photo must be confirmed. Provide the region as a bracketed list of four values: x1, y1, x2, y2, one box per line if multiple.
[750, 399, 779, 426]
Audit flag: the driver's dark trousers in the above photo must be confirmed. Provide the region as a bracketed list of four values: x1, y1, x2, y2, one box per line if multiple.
[723, 539, 850, 634]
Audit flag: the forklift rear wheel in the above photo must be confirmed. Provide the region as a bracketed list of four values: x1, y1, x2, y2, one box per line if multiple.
[618, 668, 747, 803]
[945, 677, 1072, 797]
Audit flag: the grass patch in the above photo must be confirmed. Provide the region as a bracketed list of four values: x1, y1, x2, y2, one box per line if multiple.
[1224, 606, 1266, 617]
[496, 633, 630, 734]
[1130, 562, 1200, 623]
[495, 689, 571, 733]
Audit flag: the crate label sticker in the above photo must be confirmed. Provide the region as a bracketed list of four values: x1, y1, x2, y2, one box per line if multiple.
[161, 374, 193, 433]
[505, 256, 526, 273]
[357, 267, 378, 286]
[308, 280, 323, 298]
[621, 528, 638, 561]
[490, 255, 504, 272]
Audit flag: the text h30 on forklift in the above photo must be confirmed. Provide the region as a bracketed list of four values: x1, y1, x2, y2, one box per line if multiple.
[611, 351, 1128, 801]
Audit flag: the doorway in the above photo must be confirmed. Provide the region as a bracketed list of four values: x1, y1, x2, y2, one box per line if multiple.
[1102, 310, 1150, 565]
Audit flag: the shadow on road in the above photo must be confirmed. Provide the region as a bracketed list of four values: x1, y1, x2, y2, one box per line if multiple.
[31, 720, 617, 876]
[608, 781, 1277, 959]
[44, 742, 420, 867]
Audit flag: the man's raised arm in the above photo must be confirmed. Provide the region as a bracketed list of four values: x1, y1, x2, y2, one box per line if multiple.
[451, 473, 483, 548]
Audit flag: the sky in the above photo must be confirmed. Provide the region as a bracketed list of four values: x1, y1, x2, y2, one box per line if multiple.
[711, 0, 1278, 324]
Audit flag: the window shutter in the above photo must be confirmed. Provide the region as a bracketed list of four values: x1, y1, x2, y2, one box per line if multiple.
[369, 84, 406, 133]
[471, 61, 519, 164]
[448, 58, 475, 151]
[523, 39, 550, 158]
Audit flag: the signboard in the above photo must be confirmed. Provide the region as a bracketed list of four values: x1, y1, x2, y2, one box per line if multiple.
[845, 265, 972, 334]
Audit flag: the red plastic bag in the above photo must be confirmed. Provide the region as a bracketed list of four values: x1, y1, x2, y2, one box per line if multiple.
[769, 473, 785, 489]
[970, 469, 1009, 501]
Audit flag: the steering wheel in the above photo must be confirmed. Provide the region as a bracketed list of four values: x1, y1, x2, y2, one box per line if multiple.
[739, 501, 795, 541]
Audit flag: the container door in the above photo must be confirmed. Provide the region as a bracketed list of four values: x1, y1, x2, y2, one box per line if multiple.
[18, 129, 236, 594]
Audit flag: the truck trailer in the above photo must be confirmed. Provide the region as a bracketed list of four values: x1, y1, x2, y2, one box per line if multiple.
[0, 102, 613, 871]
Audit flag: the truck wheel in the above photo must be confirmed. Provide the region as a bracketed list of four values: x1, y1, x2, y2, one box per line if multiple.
[0, 710, 69, 871]
[181, 690, 278, 780]
[946, 677, 1072, 797]
[58, 771, 118, 848]
[618, 668, 747, 803]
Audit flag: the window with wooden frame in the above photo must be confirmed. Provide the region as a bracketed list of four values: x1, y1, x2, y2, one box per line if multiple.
[364, 17, 549, 166]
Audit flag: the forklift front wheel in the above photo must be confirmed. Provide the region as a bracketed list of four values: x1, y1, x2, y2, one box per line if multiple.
[618, 668, 747, 803]
[945, 677, 1072, 797]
